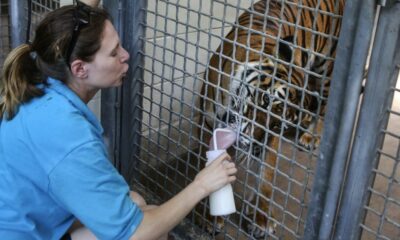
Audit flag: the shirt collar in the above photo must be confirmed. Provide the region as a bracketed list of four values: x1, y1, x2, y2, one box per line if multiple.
[47, 77, 103, 133]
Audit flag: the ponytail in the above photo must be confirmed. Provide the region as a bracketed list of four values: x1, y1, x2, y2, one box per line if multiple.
[0, 44, 44, 120]
[1, 4, 110, 120]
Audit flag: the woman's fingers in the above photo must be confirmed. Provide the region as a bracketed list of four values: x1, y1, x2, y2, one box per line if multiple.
[228, 175, 237, 182]
[213, 154, 236, 176]
[226, 164, 237, 174]
[215, 155, 237, 184]
[210, 152, 231, 165]
[193, 152, 238, 195]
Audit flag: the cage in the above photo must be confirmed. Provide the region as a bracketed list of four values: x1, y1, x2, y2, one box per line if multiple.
[1, 0, 399, 239]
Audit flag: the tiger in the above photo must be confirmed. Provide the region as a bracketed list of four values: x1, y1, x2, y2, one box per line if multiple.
[199, 0, 345, 237]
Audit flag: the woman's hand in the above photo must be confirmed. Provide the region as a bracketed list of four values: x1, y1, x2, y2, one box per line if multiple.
[130, 153, 237, 240]
[193, 153, 237, 197]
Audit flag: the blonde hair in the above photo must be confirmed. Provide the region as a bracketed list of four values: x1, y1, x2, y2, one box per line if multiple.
[0, 44, 44, 120]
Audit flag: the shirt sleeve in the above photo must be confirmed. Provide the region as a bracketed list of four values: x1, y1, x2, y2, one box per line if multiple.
[48, 140, 143, 240]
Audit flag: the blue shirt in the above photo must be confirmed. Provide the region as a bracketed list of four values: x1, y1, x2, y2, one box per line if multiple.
[0, 78, 143, 240]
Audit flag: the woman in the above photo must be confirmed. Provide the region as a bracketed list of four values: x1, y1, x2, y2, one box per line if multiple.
[0, 1, 237, 240]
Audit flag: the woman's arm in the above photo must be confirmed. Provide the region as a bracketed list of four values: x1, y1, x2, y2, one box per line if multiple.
[130, 153, 237, 240]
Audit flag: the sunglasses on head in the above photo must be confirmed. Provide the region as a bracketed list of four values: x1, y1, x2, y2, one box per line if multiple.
[65, 1, 92, 69]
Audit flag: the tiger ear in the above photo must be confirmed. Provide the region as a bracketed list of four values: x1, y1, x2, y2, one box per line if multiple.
[278, 36, 294, 63]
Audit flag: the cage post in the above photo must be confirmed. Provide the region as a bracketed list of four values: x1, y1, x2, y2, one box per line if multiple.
[9, 0, 27, 47]
[101, 0, 122, 167]
[333, 1, 400, 239]
[101, 0, 147, 184]
[303, 0, 376, 239]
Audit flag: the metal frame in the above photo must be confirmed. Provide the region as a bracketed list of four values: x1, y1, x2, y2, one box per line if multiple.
[9, 0, 27, 48]
[102, 0, 147, 184]
[334, 1, 400, 239]
[304, 0, 377, 238]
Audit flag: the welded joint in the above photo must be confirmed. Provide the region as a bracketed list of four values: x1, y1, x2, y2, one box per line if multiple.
[114, 102, 120, 109]
[379, 0, 387, 6]
[380, 0, 400, 7]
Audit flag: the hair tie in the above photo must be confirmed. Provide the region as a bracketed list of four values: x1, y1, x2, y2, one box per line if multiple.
[29, 51, 37, 60]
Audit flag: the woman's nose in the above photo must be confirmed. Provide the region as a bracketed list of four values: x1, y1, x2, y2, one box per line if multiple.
[121, 47, 130, 62]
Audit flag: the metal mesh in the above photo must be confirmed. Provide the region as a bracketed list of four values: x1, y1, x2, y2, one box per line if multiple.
[133, 0, 343, 239]
[0, 0, 59, 74]
[360, 75, 400, 240]
[28, 1, 60, 41]
[0, 0, 10, 70]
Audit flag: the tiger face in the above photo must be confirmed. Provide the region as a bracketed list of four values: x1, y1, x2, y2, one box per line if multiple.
[201, 0, 344, 152]
[204, 57, 310, 150]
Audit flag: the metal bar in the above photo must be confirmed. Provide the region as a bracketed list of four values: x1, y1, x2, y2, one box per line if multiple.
[333, 1, 400, 239]
[9, 0, 27, 48]
[317, 1, 377, 239]
[101, 0, 123, 168]
[303, 0, 376, 239]
[119, 0, 147, 185]
[26, 0, 31, 43]
[101, 0, 147, 184]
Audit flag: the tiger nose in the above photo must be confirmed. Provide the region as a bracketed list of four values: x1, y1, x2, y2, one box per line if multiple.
[263, 94, 270, 107]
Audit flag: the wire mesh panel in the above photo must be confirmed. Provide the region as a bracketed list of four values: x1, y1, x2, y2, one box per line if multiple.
[360, 76, 400, 239]
[28, 0, 60, 41]
[0, 0, 10, 70]
[0, 0, 59, 73]
[133, 0, 345, 239]
[329, 3, 400, 239]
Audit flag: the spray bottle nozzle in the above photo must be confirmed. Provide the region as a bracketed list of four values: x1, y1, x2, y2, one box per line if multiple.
[209, 128, 237, 151]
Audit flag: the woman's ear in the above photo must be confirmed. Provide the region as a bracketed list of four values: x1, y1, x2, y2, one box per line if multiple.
[70, 60, 88, 79]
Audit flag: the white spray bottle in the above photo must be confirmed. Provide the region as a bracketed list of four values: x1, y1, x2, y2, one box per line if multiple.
[206, 128, 237, 216]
